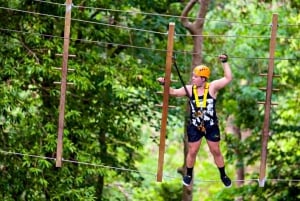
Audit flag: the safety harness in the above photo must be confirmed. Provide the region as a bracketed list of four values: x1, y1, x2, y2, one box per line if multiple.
[172, 56, 210, 133]
[192, 82, 210, 132]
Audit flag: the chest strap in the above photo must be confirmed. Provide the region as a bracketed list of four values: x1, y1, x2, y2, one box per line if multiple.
[193, 82, 210, 109]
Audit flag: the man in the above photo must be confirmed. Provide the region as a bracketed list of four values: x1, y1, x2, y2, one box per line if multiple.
[157, 54, 232, 187]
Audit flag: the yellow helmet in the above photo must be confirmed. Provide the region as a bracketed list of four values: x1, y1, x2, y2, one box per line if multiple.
[193, 65, 210, 79]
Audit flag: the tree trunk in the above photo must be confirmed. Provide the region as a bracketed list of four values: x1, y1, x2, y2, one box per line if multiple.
[226, 115, 245, 187]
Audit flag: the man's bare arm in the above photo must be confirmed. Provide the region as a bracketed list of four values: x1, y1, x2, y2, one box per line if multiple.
[210, 55, 233, 95]
[157, 77, 189, 97]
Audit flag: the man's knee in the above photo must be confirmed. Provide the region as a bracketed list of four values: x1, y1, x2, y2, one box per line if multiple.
[209, 147, 222, 158]
[188, 150, 198, 158]
[188, 145, 200, 158]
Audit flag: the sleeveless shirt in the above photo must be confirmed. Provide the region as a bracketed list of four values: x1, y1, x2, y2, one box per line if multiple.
[189, 89, 218, 128]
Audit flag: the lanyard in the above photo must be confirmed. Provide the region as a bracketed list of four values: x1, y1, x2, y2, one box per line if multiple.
[193, 83, 210, 109]
[173, 57, 191, 98]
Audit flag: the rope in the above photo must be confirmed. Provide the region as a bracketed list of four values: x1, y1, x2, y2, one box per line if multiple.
[172, 56, 191, 98]
[0, 150, 166, 179]
[0, 27, 298, 61]
[32, 0, 300, 27]
[0, 6, 167, 36]
[0, 27, 167, 52]
[0, 6, 299, 40]
[1, 150, 300, 184]
[175, 33, 300, 40]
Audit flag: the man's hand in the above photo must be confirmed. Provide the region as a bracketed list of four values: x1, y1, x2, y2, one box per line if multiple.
[219, 54, 228, 63]
[157, 77, 165, 85]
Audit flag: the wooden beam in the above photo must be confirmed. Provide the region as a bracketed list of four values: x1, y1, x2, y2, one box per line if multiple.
[55, 53, 76, 58]
[53, 82, 74, 85]
[259, 13, 278, 187]
[56, 0, 72, 167]
[156, 22, 175, 182]
[259, 73, 280, 77]
[259, 87, 280, 92]
[257, 101, 278, 105]
[155, 104, 177, 108]
[52, 67, 75, 71]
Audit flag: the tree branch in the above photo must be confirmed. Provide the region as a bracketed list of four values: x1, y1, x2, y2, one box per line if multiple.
[195, 0, 209, 28]
[180, 0, 197, 30]
[180, 0, 210, 67]
[20, 40, 40, 64]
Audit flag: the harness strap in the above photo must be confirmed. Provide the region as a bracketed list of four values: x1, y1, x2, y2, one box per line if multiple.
[193, 82, 210, 109]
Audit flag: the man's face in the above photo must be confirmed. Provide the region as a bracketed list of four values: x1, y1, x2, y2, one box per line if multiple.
[192, 74, 206, 86]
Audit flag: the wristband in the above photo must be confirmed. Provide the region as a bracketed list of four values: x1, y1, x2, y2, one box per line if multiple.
[220, 54, 228, 63]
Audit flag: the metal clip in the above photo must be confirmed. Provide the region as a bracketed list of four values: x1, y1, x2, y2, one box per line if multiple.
[193, 110, 202, 118]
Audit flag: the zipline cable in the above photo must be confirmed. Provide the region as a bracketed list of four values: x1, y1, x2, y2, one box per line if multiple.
[0, 6, 299, 40]
[32, 0, 300, 27]
[0, 6, 167, 36]
[1, 150, 300, 184]
[0, 27, 298, 61]
[0, 27, 167, 52]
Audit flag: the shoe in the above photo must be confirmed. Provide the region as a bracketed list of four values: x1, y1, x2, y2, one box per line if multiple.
[183, 175, 192, 186]
[221, 175, 232, 187]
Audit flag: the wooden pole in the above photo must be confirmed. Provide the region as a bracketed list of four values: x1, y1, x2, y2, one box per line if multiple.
[56, 0, 72, 167]
[259, 13, 278, 187]
[156, 22, 175, 182]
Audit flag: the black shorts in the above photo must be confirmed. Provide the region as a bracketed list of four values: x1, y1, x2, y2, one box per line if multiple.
[187, 124, 221, 142]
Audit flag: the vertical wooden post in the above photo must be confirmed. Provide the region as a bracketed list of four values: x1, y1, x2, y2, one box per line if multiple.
[259, 13, 278, 187]
[56, 0, 72, 167]
[157, 22, 175, 182]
